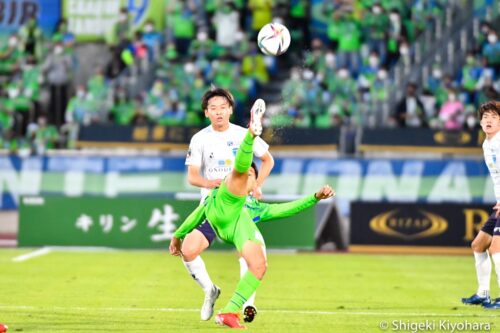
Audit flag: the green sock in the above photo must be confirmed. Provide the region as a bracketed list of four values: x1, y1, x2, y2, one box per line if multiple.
[234, 130, 254, 174]
[222, 271, 261, 313]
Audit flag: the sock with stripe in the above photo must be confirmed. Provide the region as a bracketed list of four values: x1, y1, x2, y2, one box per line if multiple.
[222, 271, 261, 313]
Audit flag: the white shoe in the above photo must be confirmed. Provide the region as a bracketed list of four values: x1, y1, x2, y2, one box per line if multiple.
[250, 99, 266, 136]
[201, 285, 221, 321]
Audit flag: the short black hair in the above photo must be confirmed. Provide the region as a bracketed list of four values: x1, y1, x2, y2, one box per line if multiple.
[251, 161, 259, 179]
[478, 101, 500, 119]
[201, 86, 235, 111]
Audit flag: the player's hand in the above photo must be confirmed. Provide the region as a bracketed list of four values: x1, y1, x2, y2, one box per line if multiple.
[252, 186, 263, 199]
[315, 185, 335, 200]
[206, 179, 222, 189]
[169, 237, 183, 257]
[494, 202, 500, 218]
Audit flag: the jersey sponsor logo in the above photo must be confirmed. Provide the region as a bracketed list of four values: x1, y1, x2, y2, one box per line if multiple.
[227, 141, 234, 146]
[369, 209, 448, 240]
[186, 149, 192, 158]
[207, 166, 232, 173]
[494, 155, 497, 164]
[232, 148, 238, 156]
[209, 152, 214, 159]
[217, 160, 232, 166]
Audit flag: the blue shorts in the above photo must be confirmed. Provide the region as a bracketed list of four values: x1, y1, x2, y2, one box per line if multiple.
[196, 220, 217, 245]
[481, 212, 500, 236]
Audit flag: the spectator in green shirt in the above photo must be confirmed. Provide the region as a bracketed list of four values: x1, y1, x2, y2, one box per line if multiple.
[337, 13, 362, 74]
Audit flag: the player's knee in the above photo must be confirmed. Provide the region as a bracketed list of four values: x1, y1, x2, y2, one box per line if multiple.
[471, 238, 489, 252]
[249, 258, 267, 279]
[181, 243, 203, 261]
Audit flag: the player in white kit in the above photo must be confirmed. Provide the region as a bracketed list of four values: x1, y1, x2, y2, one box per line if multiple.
[462, 101, 500, 309]
[182, 87, 274, 321]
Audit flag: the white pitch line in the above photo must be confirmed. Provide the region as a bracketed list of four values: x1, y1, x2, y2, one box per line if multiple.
[0, 305, 498, 318]
[12, 247, 51, 262]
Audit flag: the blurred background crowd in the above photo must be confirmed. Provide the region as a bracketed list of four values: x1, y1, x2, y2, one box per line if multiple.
[0, 0, 498, 154]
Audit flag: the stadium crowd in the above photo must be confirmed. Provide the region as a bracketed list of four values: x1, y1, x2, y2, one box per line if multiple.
[0, 0, 498, 154]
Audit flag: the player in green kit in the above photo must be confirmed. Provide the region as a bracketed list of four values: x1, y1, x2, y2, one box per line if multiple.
[170, 99, 335, 328]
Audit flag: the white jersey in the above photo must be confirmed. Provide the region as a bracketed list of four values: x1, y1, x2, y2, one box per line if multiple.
[483, 131, 500, 202]
[186, 123, 269, 201]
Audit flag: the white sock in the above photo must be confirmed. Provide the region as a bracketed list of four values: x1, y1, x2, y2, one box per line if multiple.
[492, 252, 500, 297]
[239, 257, 256, 307]
[183, 256, 214, 294]
[474, 251, 491, 297]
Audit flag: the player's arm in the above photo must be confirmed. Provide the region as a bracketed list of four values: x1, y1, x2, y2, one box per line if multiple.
[253, 151, 274, 199]
[187, 165, 222, 189]
[169, 204, 207, 256]
[256, 185, 335, 223]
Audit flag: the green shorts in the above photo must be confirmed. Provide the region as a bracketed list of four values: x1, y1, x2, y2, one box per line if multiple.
[205, 182, 265, 252]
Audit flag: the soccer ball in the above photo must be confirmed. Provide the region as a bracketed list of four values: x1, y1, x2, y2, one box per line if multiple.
[257, 23, 291, 56]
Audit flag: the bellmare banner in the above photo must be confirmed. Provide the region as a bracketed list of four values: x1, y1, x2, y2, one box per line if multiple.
[18, 196, 315, 249]
[62, 0, 164, 42]
[0, 155, 491, 215]
[350, 202, 492, 247]
[0, 0, 60, 34]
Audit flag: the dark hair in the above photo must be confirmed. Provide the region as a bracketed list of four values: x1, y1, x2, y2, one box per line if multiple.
[201, 86, 235, 111]
[478, 101, 500, 119]
[251, 161, 259, 179]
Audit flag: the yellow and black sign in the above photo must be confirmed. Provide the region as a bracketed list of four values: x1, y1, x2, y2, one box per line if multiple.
[351, 202, 491, 246]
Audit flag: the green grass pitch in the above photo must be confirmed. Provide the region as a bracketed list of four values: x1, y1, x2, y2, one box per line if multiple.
[0, 248, 499, 332]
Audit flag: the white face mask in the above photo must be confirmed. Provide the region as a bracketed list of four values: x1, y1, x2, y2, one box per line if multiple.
[291, 69, 300, 80]
[372, 6, 382, 14]
[144, 25, 153, 33]
[184, 62, 195, 74]
[303, 70, 314, 81]
[338, 69, 349, 79]
[389, 13, 399, 22]
[368, 56, 379, 67]
[432, 69, 442, 79]
[235, 31, 245, 42]
[8, 38, 17, 47]
[120, 14, 128, 21]
[325, 52, 336, 68]
[448, 94, 457, 102]
[54, 46, 63, 54]
[466, 116, 476, 128]
[377, 70, 388, 80]
[197, 32, 208, 42]
[399, 46, 409, 55]
[77, 90, 85, 98]
[488, 34, 498, 44]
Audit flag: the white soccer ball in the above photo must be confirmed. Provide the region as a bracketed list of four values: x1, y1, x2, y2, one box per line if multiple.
[257, 23, 291, 56]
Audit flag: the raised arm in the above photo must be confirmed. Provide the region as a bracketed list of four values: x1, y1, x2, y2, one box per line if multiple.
[252, 185, 335, 223]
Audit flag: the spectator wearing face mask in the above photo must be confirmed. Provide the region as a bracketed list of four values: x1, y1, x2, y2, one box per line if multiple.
[482, 31, 500, 74]
[42, 41, 73, 127]
[142, 20, 163, 61]
[358, 51, 381, 93]
[362, 3, 389, 64]
[189, 31, 216, 60]
[213, 2, 240, 49]
[438, 89, 465, 130]
[168, 1, 196, 56]
[386, 9, 404, 67]
[108, 7, 131, 46]
[460, 52, 482, 104]
[0, 34, 22, 76]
